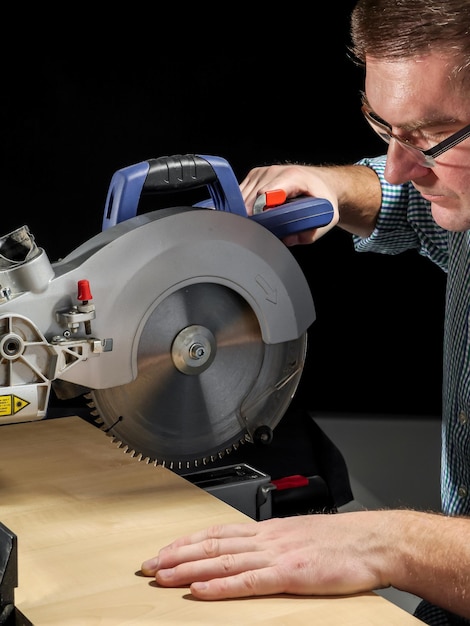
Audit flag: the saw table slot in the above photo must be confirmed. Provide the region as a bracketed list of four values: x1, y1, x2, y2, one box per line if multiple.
[182, 463, 273, 521]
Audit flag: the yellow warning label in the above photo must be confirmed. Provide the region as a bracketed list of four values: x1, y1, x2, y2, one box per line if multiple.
[0, 394, 30, 416]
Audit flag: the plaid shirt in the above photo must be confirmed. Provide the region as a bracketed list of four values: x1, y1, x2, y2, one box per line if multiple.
[353, 155, 470, 625]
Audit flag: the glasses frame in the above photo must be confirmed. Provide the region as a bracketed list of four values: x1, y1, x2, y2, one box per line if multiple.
[361, 101, 470, 168]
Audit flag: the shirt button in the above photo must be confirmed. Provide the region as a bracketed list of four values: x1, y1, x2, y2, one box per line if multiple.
[458, 485, 468, 498]
[459, 410, 468, 424]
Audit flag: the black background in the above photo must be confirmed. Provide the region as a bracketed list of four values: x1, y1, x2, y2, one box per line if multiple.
[2, 4, 445, 418]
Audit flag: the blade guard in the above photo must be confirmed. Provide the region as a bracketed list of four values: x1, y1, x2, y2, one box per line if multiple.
[101, 154, 334, 238]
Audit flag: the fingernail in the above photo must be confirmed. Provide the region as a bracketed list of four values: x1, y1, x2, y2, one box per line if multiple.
[192, 582, 208, 591]
[157, 568, 174, 579]
[142, 557, 159, 573]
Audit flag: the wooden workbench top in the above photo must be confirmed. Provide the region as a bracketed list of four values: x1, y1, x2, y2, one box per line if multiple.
[0, 416, 423, 625]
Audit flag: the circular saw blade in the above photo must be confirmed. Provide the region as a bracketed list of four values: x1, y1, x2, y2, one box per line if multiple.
[89, 281, 307, 470]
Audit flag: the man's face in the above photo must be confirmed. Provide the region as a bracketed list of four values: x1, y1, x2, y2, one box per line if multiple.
[364, 53, 470, 231]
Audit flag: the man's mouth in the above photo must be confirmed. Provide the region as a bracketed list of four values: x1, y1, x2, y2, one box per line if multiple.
[421, 193, 444, 201]
[415, 187, 448, 203]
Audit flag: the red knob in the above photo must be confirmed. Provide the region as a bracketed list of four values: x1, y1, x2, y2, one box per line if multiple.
[77, 279, 93, 301]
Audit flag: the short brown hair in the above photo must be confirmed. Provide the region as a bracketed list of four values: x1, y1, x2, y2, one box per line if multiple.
[350, 0, 470, 83]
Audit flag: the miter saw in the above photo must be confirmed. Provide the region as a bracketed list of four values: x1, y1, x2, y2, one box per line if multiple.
[0, 154, 334, 472]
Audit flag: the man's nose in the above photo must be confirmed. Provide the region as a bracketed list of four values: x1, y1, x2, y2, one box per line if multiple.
[384, 139, 431, 184]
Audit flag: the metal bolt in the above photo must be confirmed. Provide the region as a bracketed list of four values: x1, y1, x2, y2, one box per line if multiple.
[0, 286, 12, 300]
[189, 343, 205, 359]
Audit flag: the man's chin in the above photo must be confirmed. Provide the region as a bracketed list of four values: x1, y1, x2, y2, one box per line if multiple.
[430, 202, 470, 232]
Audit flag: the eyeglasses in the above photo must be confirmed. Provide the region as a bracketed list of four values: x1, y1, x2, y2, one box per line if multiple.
[361, 100, 470, 168]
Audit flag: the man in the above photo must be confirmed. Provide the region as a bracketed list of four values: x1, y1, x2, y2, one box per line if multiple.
[141, 1, 470, 623]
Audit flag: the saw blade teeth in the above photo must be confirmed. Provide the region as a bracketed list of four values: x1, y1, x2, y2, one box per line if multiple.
[89, 401, 246, 471]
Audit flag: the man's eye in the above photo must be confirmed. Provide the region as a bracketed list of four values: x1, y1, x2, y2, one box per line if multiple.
[421, 127, 458, 144]
[403, 128, 442, 148]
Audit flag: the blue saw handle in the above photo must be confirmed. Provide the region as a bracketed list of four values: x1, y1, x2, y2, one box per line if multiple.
[249, 196, 334, 239]
[101, 154, 334, 238]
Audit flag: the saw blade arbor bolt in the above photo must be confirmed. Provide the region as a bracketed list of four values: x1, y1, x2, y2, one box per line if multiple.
[171, 324, 216, 375]
[189, 343, 206, 359]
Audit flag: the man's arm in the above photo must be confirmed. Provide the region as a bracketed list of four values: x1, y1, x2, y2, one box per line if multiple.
[393, 509, 470, 618]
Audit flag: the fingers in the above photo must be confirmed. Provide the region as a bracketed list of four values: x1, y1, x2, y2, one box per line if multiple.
[155, 549, 273, 590]
[141, 522, 258, 575]
[240, 165, 293, 212]
[188, 567, 286, 600]
[142, 522, 274, 596]
[141, 557, 158, 576]
[154, 549, 289, 600]
[156, 533, 263, 574]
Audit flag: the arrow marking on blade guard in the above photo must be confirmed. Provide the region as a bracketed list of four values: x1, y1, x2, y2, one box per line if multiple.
[0, 394, 30, 416]
[255, 275, 277, 304]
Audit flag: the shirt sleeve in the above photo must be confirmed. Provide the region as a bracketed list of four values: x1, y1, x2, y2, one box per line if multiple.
[353, 155, 448, 272]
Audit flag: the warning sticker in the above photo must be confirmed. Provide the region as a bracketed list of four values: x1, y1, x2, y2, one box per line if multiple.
[0, 394, 30, 416]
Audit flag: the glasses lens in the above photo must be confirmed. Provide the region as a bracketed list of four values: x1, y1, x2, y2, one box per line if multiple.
[362, 106, 434, 167]
[362, 108, 391, 144]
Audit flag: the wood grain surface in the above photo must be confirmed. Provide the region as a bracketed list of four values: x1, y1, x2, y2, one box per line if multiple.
[0, 416, 423, 625]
